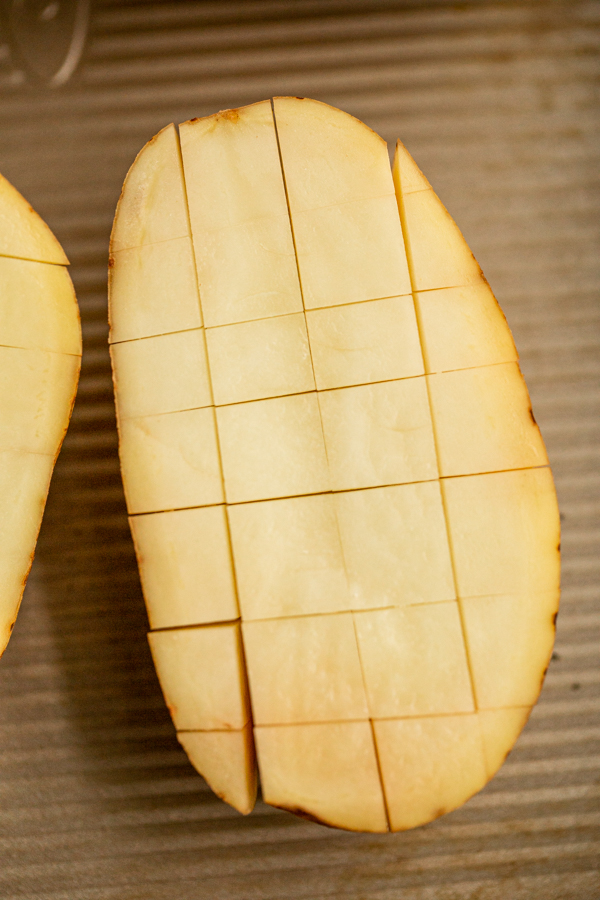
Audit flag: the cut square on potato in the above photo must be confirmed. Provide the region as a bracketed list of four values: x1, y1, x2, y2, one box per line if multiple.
[273, 96, 397, 210]
[109, 236, 202, 343]
[110, 123, 190, 252]
[305, 295, 423, 391]
[180, 101, 302, 328]
[242, 613, 369, 725]
[290, 196, 412, 310]
[319, 378, 438, 491]
[190, 216, 303, 328]
[0, 449, 55, 655]
[148, 622, 250, 731]
[178, 723, 257, 816]
[428, 362, 548, 477]
[180, 101, 288, 233]
[0, 257, 80, 355]
[119, 407, 224, 515]
[416, 283, 518, 374]
[111, 329, 212, 419]
[206, 313, 314, 406]
[354, 603, 474, 718]
[374, 714, 487, 832]
[0, 346, 80, 455]
[216, 392, 330, 504]
[273, 96, 411, 308]
[335, 481, 455, 610]
[461, 591, 558, 709]
[398, 187, 483, 292]
[392, 140, 431, 196]
[442, 468, 560, 600]
[478, 707, 531, 778]
[255, 720, 388, 833]
[228, 493, 350, 621]
[130, 505, 239, 630]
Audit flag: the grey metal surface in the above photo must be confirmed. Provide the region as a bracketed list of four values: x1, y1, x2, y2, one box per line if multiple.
[0, 1, 598, 897]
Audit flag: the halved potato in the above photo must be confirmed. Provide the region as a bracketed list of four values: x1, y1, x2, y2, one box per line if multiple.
[0, 175, 81, 657]
[109, 99, 559, 829]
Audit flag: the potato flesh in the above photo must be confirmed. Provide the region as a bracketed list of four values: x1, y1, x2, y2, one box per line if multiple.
[178, 724, 257, 816]
[0, 179, 81, 657]
[110, 99, 559, 827]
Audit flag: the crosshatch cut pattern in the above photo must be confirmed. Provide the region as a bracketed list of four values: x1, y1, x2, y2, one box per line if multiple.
[108, 97, 560, 832]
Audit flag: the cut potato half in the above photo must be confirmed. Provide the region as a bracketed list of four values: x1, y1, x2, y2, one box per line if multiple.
[0, 177, 81, 657]
[110, 98, 559, 826]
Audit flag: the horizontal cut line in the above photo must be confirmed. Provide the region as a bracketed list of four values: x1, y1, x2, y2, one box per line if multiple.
[252, 708, 533, 729]
[109, 231, 188, 255]
[204, 292, 415, 330]
[243, 599, 465, 625]
[212, 375, 427, 409]
[148, 618, 240, 634]
[176, 723, 251, 735]
[117, 358, 534, 418]
[0, 342, 81, 358]
[0, 252, 67, 266]
[127, 464, 552, 516]
[109, 324, 204, 346]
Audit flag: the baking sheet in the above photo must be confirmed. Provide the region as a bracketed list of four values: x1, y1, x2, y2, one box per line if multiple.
[0, 1, 598, 897]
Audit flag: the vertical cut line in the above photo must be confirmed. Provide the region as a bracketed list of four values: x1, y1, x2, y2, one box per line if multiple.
[394, 167, 479, 714]
[369, 719, 392, 832]
[270, 99, 352, 597]
[269, 101, 322, 414]
[271, 98, 390, 819]
[352, 612, 392, 831]
[174, 125, 256, 756]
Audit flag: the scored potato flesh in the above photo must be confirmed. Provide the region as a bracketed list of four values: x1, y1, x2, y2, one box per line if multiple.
[0, 179, 81, 658]
[109, 99, 560, 828]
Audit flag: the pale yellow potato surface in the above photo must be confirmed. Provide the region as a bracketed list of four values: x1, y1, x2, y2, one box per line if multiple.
[255, 721, 388, 832]
[189, 216, 303, 328]
[180, 102, 302, 328]
[335, 482, 455, 609]
[478, 707, 531, 778]
[109, 98, 560, 828]
[416, 283, 518, 374]
[0, 346, 79, 455]
[355, 603, 474, 718]
[399, 186, 483, 292]
[273, 96, 393, 209]
[216, 392, 330, 504]
[428, 362, 548, 477]
[319, 378, 438, 491]
[228, 493, 350, 621]
[206, 312, 314, 406]
[178, 724, 257, 815]
[290, 195, 412, 309]
[462, 591, 558, 709]
[393, 139, 431, 195]
[111, 124, 190, 252]
[111, 329, 212, 419]
[119, 407, 223, 514]
[0, 450, 55, 656]
[0, 257, 80, 355]
[0, 173, 68, 264]
[0, 174, 80, 660]
[180, 101, 287, 232]
[374, 715, 488, 831]
[109, 236, 202, 343]
[273, 97, 411, 307]
[148, 623, 250, 731]
[442, 467, 560, 599]
[306, 295, 423, 390]
[242, 613, 369, 725]
[130, 505, 238, 630]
